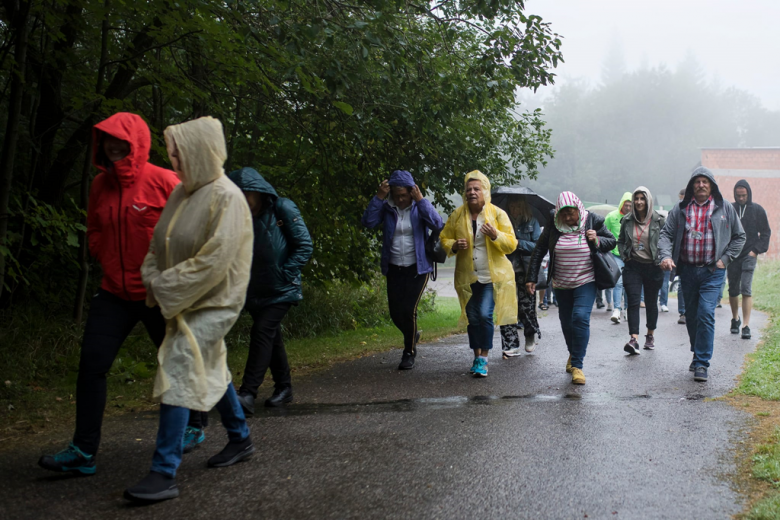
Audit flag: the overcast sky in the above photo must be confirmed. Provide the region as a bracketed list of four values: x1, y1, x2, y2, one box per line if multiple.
[525, 0, 780, 110]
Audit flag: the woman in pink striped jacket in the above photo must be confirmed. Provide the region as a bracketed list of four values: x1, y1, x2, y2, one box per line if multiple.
[526, 192, 616, 385]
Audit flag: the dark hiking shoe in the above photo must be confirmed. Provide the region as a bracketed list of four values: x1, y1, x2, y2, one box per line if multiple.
[182, 426, 205, 454]
[694, 366, 708, 382]
[624, 337, 641, 355]
[124, 471, 179, 503]
[643, 335, 655, 350]
[730, 318, 741, 334]
[264, 387, 293, 407]
[398, 351, 416, 370]
[237, 392, 255, 417]
[38, 443, 96, 476]
[596, 301, 605, 309]
[689, 358, 696, 372]
[208, 437, 255, 468]
[678, 314, 686, 325]
[742, 326, 751, 340]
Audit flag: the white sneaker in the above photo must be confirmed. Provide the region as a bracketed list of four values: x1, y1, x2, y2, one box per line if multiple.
[606, 304, 613, 312]
[621, 310, 627, 321]
[503, 347, 522, 357]
[611, 309, 621, 324]
[660, 305, 669, 312]
[525, 336, 537, 353]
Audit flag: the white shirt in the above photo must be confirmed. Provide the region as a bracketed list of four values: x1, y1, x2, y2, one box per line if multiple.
[472, 212, 491, 283]
[389, 203, 416, 267]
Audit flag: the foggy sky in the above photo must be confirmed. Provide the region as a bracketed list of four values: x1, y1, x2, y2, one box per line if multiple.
[525, 0, 780, 110]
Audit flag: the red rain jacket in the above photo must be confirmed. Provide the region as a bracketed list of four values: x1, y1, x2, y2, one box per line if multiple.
[87, 113, 180, 301]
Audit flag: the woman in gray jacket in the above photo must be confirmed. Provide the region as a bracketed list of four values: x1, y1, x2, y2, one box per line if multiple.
[618, 187, 665, 355]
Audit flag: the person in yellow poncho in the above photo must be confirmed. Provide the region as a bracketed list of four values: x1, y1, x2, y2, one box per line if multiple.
[440, 171, 518, 377]
[124, 117, 255, 503]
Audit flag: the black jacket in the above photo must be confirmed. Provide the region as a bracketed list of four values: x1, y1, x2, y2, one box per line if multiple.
[227, 168, 314, 311]
[732, 179, 771, 260]
[527, 211, 617, 287]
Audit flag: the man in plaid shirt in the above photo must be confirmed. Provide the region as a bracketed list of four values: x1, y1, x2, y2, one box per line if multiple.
[658, 167, 745, 382]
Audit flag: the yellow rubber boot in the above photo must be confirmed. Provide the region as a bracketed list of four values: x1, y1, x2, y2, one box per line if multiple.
[566, 355, 573, 374]
[571, 367, 586, 385]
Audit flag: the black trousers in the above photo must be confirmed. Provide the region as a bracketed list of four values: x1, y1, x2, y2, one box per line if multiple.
[386, 264, 429, 354]
[73, 289, 206, 456]
[623, 260, 665, 335]
[239, 302, 293, 398]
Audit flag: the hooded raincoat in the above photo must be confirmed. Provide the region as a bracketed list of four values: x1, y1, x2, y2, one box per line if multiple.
[439, 171, 518, 326]
[87, 113, 180, 300]
[731, 179, 771, 260]
[604, 192, 632, 256]
[141, 117, 254, 411]
[617, 187, 665, 264]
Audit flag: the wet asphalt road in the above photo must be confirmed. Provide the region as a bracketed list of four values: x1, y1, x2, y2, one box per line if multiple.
[1, 297, 766, 520]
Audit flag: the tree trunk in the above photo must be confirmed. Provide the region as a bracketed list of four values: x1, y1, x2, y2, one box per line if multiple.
[0, 2, 31, 301]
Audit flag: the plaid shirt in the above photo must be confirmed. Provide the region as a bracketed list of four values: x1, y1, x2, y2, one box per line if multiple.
[681, 196, 715, 265]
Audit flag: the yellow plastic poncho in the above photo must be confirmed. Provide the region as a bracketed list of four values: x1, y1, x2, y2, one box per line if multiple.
[440, 171, 518, 326]
[141, 117, 253, 411]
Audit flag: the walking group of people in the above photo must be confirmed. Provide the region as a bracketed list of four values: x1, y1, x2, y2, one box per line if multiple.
[35, 111, 771, 504]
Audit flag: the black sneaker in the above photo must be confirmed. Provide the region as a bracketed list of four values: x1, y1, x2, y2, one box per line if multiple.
[689, 357, 696, 372]
[678, 314, 686, 325]
[730, 317, 741, 334]
[207, 437, 255, 468]
[742, 326, 751, 340]
[124, 471, 179, 503]
[398, 351, 416, 370]
[694, 366, 708, 382]
[264, 387, 293, 407]
[236, 392, 255, 417]
[38, 443, 96, 475]
[623, 337, 641, 355]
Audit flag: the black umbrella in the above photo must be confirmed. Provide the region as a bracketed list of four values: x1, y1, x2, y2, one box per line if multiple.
[490, 186, 555, 227]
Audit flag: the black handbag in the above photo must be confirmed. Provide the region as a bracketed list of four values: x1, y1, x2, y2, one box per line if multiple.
[424, 228, 447, 281]
[589, 243, 621, 290]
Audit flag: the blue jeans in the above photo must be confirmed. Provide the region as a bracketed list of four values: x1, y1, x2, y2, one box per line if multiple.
[466, 282, 495, 351]
[679, 264, 726, 368]
[611, 255, 625, 310]
[151, 383, 250, 477]
[660, 270, 670, 306]
[554, 282, 597, 370]
[677, 279, 686, 315]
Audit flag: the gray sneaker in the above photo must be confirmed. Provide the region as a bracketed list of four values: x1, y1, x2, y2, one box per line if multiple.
[694, 366, 708, 382]
[524, 336, 536, 353]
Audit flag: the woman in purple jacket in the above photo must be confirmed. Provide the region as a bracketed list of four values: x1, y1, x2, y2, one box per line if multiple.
[362, 170, 444, 370]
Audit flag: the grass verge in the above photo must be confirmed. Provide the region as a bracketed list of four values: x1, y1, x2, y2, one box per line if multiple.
[728, 259, 780, 519]
[0, 294, 463, 443]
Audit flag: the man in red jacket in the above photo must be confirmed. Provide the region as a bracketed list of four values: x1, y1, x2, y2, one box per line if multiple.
[38, 113, 204, 475]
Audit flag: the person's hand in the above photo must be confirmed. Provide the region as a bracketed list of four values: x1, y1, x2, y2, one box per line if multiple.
[660, 258, 675, 271]
[376, 180, 390, 200]
[452, 238, 469, 252]
[716, 259, 725, 269]
[526, 282, 536, 295]
[145, 285, 158, 308]
[480, 223, 498, 240]
[586, 230, 598, 243]
[410, 185, 423, 202]
[749, 251, 757, 258]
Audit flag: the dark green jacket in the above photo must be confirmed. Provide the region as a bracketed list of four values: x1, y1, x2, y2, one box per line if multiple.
[618, 210, 665, 265]
[228, 168, 313, 311]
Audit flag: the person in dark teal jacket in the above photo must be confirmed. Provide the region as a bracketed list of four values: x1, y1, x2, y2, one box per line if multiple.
[228, 168, 313, 414]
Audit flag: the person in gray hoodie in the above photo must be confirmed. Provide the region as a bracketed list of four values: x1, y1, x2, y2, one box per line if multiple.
[728, 179, 771, 340]
[659, 167, 745, 382]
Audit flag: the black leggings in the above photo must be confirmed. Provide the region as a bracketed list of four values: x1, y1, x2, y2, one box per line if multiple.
[387, 264, 429, 354]
[239, 302, 293, 398]
[73, 289, 206, 455]
[623, 260, 664, 336]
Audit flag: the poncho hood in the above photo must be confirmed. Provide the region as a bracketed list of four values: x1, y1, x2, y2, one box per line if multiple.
[554, 191, 587, 233]
[463, 170, 491, 205]
[164, 116, 226, 194]
[632, 186, 654, 225]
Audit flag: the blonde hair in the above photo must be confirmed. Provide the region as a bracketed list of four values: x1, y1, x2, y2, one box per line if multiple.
[508, 198, 533, 223]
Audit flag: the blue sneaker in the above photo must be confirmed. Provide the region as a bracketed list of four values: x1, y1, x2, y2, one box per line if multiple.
[473, 358, 488, 378]
[38, 443, 96, 475]
[469, 358, 479, 374]
[183, 426, 205, 454]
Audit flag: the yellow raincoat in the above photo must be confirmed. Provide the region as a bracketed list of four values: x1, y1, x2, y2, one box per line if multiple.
[440, 171, 518, 326]
[141, 117, 253, 411]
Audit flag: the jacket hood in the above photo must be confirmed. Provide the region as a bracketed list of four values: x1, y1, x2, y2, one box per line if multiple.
[555, 191, 587, 233]
[389, 170, 415, 187]
[682, 166, 722, 205]
[618, 191, 632, 215]
[734, 179, 753, 205]
[631, 186, 654, 225]
[463, 170, 491, 205]
[93, 112, 151, 186]
[164, 116, 226, 194]
[227, 167, 278, 199]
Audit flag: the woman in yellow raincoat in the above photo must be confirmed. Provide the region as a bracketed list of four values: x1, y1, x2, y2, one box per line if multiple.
[440, 171, 518, 377]
[125, 117, 254, 503]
